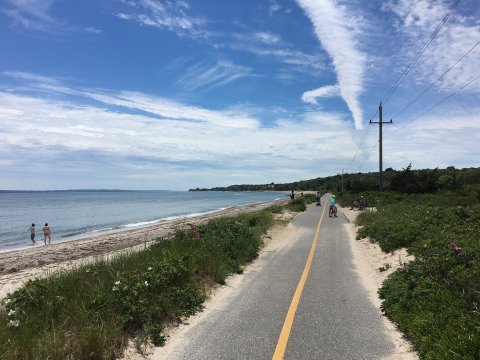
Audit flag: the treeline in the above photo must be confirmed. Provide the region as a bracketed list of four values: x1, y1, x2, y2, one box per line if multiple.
[190, 165, 480, 195]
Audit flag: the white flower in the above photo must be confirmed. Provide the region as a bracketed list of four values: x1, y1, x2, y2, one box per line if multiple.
[8, 320, 19, 327]
[112, 286, 118, 291]
[144, 281, 149, 286]
[86, 269, 90, 273]
[114, 280, 120, 285]
[147, 267, 153, 271]
[4, 298, 11, 305]
[7, 309, 15, 316]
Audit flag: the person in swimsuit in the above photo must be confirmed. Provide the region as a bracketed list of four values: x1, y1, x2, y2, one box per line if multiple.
[29, 223, 36, 245]
[43, 223, 51, 245]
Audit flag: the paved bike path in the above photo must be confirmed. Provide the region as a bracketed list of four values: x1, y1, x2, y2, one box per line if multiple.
[156, 200, 395, 359]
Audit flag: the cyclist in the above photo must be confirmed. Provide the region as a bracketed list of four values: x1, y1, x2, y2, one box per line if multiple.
[329, 195, 337, 217]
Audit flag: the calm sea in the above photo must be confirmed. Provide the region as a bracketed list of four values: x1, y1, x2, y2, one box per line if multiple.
[0, 190, 287, 252]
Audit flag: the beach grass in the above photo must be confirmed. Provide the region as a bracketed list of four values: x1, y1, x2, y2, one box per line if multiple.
[0, 202, 303, 360]
[355, 192, 480, 359]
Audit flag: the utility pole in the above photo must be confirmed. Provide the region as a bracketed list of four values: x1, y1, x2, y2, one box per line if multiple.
[369, 102, 392, 192]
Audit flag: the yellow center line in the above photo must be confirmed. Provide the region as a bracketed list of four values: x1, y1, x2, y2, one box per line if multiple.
[272, 203, 327, 360]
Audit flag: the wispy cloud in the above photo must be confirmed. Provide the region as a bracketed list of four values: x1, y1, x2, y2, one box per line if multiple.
[2, 0, 101, 34]
[302, 84, 340, 104]
[3, 71, 259, 129]
[254, 31, 281, 44]
[296, 0, 367, 129]
[175, 59, 253, 92]
[116, 0, 207, 38]
[384, 0, 480, 92]
[230, 34, 325, 71]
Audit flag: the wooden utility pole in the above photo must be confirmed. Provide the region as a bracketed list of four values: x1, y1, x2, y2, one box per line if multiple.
[369, 102, 392, 192]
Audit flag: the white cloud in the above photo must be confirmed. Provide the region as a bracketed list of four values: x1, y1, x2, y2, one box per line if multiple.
[116, 0, 207, 38]
[175, 59, 253, 91]
[3, 0, 101, 35]
[2, 72, 479, 189]
[230, 39, 325, 71]
[296, 0, 367, 129]
[385, 0, 480, 92]
[302, 84, 340, 104]
[254, 31, 281, 44]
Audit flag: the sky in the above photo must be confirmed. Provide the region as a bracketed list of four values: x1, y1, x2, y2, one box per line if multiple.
[1, 0, 479, 190]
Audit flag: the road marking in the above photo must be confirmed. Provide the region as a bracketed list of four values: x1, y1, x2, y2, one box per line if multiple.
[272, 203, 327, 360]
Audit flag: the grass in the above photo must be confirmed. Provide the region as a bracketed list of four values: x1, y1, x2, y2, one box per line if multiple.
[0, 201, 308, 360]
[355, 192, 480, 359]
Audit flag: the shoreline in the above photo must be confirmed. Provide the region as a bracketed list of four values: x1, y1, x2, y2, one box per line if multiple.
[0, 205, 246, 255]
[0, 199, 287, 299]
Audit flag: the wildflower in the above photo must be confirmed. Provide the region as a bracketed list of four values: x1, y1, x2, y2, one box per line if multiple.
[144, 281, 149, 287]
[147, 267, 153, 271]
[398, 267, 406, 273]
[451, 241, 462, 254]
[86, 269, 90, 273]
[112, 286, 118, 291]
[189, 223, 201, 240]
[4, 298, 11, 305]
[114, 280, 121, 285]
[422, 243, 428, 250]
[8, 320, 19, 327]
[7, 309, 15, 316]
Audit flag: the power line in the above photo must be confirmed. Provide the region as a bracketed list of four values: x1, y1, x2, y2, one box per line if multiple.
[355, 140, 378, 173]
[390, 38, 480, 120]
[382, 0, 462, 105]
[344, 107, 378, 172]
[385, 72, 480, 138]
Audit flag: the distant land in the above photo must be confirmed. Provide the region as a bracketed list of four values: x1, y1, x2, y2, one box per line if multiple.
[189, 165, 480, 194]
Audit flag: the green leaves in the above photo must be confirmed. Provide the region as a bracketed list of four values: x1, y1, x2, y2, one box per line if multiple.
[362, 193, 480, 359]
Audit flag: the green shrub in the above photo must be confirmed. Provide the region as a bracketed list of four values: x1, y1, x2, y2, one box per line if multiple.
[357, 193, 480, 359]
[285, 197, 307, 212]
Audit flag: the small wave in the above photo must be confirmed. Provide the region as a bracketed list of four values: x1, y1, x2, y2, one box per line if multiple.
[121, 208, 228, 229]
[123, 219, 161, 228]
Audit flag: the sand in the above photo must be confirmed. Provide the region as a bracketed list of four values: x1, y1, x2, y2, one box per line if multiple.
[342, 206, 417, 360]
[0, 200, 288, 300]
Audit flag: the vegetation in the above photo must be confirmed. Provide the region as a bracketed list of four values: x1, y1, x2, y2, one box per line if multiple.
[190, 165, 480, 196]
[356, 192, 480, 359]
[0, 201, 308, 360]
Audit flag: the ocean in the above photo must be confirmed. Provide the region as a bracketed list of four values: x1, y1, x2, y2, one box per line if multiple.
[0, 190, 287, 252]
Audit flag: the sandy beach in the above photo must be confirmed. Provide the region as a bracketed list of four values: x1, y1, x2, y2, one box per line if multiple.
[0, 199, 288, 300]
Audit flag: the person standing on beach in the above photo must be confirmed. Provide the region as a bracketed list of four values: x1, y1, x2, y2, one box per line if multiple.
[43, 223, 51, 245]
[29, 223, 36, 245]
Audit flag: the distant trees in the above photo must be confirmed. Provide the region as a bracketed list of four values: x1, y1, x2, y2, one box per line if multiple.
[189, 165, 480, 195]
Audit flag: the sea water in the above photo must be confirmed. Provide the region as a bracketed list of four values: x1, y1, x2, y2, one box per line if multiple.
[0, 190, 287, 252]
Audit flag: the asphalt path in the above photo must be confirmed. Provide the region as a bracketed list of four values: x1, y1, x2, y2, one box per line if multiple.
[161, 198, 396, 360]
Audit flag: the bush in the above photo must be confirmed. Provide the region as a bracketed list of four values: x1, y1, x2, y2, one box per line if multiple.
[285, 197, 307, 212]
[357, 193, 480, 359]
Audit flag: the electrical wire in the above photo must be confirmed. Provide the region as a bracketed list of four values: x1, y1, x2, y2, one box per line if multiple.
[391, 38, 480, 121]
[344, 107, 378, 172]
[355, 140, 379, 173]
[382, 0, 462, 105]
[385, 72, 480, 138]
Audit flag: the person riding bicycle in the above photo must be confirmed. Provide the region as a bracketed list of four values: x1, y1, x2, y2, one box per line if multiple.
[329, 195, 337, 217]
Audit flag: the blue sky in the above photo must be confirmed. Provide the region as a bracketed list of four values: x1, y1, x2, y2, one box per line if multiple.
[1, 0, 479, 190]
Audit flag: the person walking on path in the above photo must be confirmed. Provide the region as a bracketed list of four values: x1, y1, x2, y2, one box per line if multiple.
[42, 223, 51, 245]
[29, 223, 36, 245]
